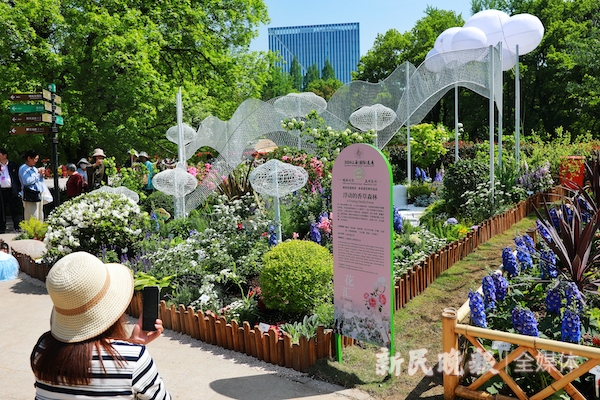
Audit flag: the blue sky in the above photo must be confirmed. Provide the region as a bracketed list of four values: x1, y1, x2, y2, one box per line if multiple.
[249, 0, 475, 55]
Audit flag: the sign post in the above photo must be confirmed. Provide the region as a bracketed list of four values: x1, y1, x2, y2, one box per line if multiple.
[8, 84, 64, 207]
[332, 143, 395, 369]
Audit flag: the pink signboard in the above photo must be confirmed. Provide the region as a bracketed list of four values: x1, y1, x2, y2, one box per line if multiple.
[332, 143, 394, 348]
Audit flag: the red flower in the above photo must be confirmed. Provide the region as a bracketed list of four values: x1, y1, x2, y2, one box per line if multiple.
[378, 294, 387, 305]
[368, 296, 377, 309]
[593, 336, 600, 347]
[364, 292, 369, 299]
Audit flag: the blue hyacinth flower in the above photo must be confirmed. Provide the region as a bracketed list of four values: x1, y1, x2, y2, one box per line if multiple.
[540, 249, 558, 279]
[561, 309, 581, 343]
[468, 291, 487, 328]
[309, 222, 321, 245]
[516, 246, 534, 270]
[393, 206, 403, 233]
[512, 307, 539, 337]
[565, 282, 584, 312]
[482, 276, 497, 309]
[536, 220, 552, 243]
[492, 272, 509, 301]
[268, 225, 278, 247]
[546, 287, 562, 314]
[502, 247, 519, 277]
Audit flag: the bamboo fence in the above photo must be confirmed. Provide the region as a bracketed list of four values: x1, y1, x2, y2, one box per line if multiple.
[441, 308, 600, 400]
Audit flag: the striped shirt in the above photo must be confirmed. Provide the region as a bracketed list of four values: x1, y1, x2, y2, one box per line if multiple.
[33, 340, 171, 400]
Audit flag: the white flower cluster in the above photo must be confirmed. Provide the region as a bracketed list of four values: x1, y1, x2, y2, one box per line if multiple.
[44, 192, 147, 260]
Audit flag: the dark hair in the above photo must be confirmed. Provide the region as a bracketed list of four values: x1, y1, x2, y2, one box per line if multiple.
[31, 316, 129, 386]
[23, 150, 39, 160]
[0, 242, 9, 252]
[0, 148, 7, 156]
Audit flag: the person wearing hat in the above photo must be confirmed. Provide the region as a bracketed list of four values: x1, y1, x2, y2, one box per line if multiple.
[86, 148, 108, 191]
[76, 158, 90, 188]
[138, 152, 154, 193]
[30, 252, 171, 399]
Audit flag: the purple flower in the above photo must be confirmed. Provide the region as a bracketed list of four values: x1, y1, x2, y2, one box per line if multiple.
[536, 220, 552, 243]
[445, 217, 458, 225]
[502, 247, 519, 277]
[268, 225, 278, 247]
[561, 309, 581, 343]
[492, 272, 509, 301]
[393, 206, 403, 233]
[309, 222, 321, 245]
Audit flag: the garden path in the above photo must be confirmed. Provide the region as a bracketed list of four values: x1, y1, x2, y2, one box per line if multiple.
[0, 266, 372, 399]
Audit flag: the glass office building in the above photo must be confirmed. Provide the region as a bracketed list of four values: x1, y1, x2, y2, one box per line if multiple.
[268, 22, 360, 84]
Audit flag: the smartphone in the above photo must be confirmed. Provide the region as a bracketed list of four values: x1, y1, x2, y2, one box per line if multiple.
[142, 286, 160, 331]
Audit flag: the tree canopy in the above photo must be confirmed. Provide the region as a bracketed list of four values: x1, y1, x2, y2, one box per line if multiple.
[0, 0, 269, 163]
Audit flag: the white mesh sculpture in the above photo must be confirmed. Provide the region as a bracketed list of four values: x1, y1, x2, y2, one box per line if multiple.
[152, 166, 197, 198]
[94, 186, 140, 204]
[249, 159, 308, 243]
[349, 104, 397, 148]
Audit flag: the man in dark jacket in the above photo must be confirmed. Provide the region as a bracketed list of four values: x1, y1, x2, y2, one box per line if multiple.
[0, 149, 23, 232]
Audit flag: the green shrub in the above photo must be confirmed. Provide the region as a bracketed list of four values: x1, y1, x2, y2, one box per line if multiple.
[259, 240, 333, 314]
[17, 217, 48, 240]
[406, 182, 432, 199]
[143, 190, 175, 215]
[442, 158, 488, 215]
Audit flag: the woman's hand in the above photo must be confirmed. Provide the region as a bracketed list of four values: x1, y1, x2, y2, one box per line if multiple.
[129, 315, 164, 345]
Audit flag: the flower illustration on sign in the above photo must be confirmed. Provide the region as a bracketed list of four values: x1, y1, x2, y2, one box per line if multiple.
[364, 276, 387, 313]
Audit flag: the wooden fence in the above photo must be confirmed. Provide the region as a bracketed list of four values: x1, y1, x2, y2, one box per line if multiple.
[14, 190, 558, 371]
[441, 307, 600, 400]
[126, 293, 355, 372]
[393, 191, 549, 310]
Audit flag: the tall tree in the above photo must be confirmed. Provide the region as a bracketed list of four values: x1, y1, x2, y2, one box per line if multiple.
[260, 53, 296, 100]
[321, 59, 336, 81]
[0, 0, 269, 162]
[303, 63, 321, 91]
[306, 78, 344, 101]
[290, 57, 304, 92]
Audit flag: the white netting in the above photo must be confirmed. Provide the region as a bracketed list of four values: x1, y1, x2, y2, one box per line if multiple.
[166, 123, 196, 145]
[163, 45, 503, 213]
[152, 165, 198, 197]
[249, 159, 308, 198]
[349, 104, 397, 132]
[94, 186, 140, 204]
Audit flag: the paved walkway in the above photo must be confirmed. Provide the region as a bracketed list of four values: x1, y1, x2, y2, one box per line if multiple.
[0, 272, 372, 400]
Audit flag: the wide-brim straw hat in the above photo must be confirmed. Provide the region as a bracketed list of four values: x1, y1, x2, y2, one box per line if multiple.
[92, 148, 106, 158]
[46, 252, 133, 343]
[138, 151, 149, 159]
[77, 158, 90, 167]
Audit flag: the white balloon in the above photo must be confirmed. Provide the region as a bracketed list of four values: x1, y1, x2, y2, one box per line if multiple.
[434, 27, 461, 53]
[424, 48, 446, 72]
[464, 9, 510, 47]
[502, 46, 517, 71]
[502, 14, 544, 55]
[451, 27, 487, 51]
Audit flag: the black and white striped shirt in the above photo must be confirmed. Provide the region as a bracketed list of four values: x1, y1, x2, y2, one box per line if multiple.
[34, 340, 171, 400]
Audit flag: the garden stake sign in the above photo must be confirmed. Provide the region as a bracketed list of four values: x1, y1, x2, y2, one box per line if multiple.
[332, 143, 395, 370]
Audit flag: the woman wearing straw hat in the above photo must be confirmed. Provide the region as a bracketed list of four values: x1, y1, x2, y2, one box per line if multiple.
[30, 252, 171, 399]
[87, 148, 108, 191]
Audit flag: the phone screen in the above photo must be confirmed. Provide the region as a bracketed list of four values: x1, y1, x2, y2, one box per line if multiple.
[142, 286, 160, 331]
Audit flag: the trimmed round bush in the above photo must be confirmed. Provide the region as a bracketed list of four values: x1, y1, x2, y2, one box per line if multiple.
[259, 240, 333, 314]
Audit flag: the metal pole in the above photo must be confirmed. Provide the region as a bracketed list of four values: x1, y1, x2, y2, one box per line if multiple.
[406, 64, 411, 185]
[497, 42, 503, 171]
[175, 89, 186, 218]
[454, 84, 459, 162]
[49, 83, 60, 208]
[489, 46, 495, 198]
[515, 45, 521, 171]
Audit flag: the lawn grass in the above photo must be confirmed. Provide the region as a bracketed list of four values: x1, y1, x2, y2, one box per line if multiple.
[308, 214, 538, 399]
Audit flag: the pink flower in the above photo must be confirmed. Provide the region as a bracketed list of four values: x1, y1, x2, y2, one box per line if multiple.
[292, 232, 299, 239]
[187, 166, 198, 176]
[364, 292, 369, 299]
[368, 296, 377, 309]
[378, 294, 387, 305]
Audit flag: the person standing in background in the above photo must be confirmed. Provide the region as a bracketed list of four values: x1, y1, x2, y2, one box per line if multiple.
[76, 158, 90, 190]
[0, 149, 22, 232]
[65, 163, 85, 199]
[18, 150, 45, 222]
[138, 152, 154, 193]
[87, 148, 107, 191]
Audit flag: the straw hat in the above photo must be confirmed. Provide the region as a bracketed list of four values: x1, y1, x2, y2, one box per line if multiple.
[46, 252, 134, 343]
[77, 158, 90, 167]
[92, 148, 106, 158]
[138, 151, 149, 159]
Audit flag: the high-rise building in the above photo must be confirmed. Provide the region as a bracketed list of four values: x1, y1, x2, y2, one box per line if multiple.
[268, 22, 360, 84]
